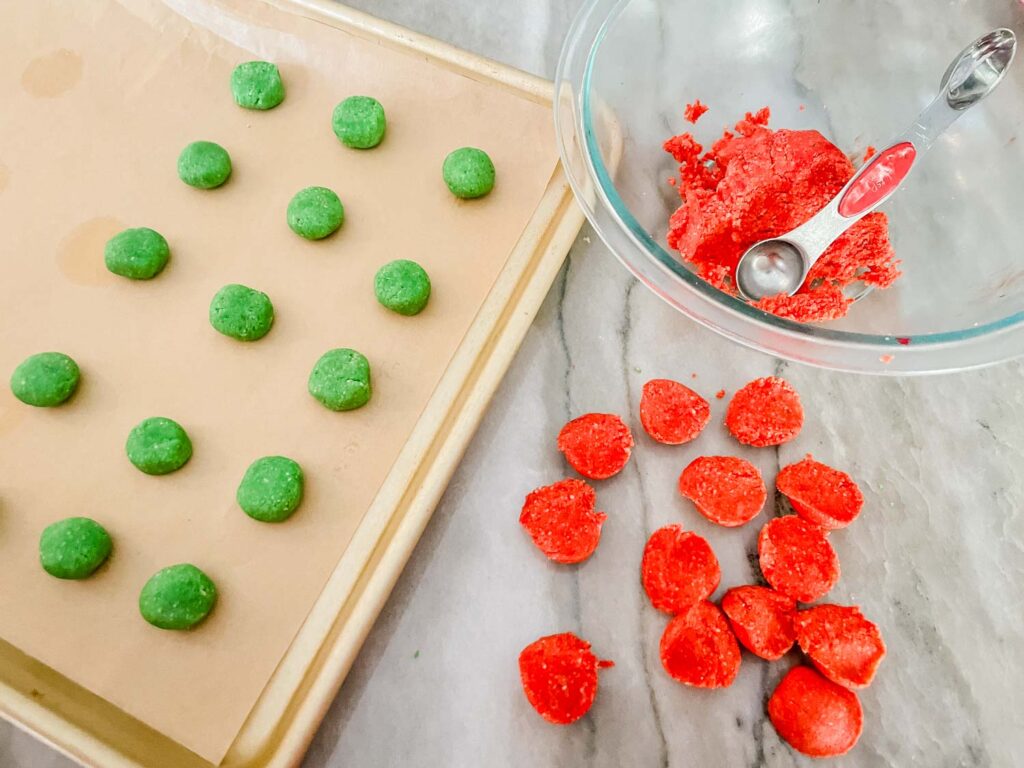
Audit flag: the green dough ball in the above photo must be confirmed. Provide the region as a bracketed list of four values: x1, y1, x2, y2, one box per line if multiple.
[443, 147, 495, 199]
[209, 284, 274, 341]
[39, 517, 112, 580]
[139, 563, 217, 630]
[287, 186, 344, 240]
[126, 417, 192, 475]
[374, 260, 431, 316]
[332, 96, 386, 149]
[236, 456, 304, 522]
[10, 352, 80, 407]
[104, 227, 170, 280]
[177, 141, 232, 189]
[308, 348, 371, 411]
[230, 61, 284, 110]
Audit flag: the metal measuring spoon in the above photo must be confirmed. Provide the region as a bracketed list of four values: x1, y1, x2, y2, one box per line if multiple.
[735, 28, 1018, 303]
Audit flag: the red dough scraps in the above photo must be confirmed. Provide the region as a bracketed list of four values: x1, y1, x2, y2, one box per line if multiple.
[557, 413, 634, 480]
[641, 524, 720, 614]
[758, 516, 840, 603]
[519, 632, 614, 725]
[684, 99, 709, 124]
[678, 455, 767, 527]
[777, 455, 864, 530]
[519, 479, 606, 564]
[726, 377, 804, 447]
[795, 605, 886, 689]
[768, 666, 863, 757]
[639, 379, 711, 445]
[721, 585, 797, 661]
[659, 601, 741, 688]
[663, 106, 899, 323]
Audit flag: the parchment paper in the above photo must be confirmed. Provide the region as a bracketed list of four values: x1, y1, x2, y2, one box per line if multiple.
[0, 0, 557, 761]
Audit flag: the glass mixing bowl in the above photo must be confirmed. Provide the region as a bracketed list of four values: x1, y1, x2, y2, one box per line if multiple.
[555, 0, 1024, 373]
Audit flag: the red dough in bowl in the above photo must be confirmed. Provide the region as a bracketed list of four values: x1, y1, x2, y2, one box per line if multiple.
[557, 413, 634, 480]
[777, 455, 864, 529]
[519, 632, 614, 725]
[639, 378, 711, 445]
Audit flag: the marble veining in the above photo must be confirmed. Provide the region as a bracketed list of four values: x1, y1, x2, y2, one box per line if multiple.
[4, 1, 1024, 766]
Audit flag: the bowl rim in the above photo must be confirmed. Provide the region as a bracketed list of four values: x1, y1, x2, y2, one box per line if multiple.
[553, 0, 1024, 374]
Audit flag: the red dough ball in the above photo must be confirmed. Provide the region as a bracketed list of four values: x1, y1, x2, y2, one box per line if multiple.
[721, 585, 797, 661]
[557, 413, 634, 480]
[659, 601, 741, 688]
[639, 379, 711, 445]
[777, 455, 864, 530]
[641, 525, 721, 614]
[758, 516, 840, 603]
[678, 456, 767, 527]
[519, 632, 614, 725]
[768, 666, 863, 758]
[795, 604, 886, 689]
[726, 377, 804, 447]
[519, 479, 606, 564]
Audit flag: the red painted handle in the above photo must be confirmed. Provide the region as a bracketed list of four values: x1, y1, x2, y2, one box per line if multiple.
[838, 142, 917, 218]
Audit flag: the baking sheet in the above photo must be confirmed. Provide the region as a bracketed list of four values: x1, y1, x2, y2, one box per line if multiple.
[0, 0, 558, 761]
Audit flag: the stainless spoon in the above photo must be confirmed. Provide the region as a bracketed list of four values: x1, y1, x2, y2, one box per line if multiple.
[735, 28, 1017, 303]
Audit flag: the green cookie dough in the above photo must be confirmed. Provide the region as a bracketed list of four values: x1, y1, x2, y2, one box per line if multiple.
[332, 95, 386, 149]
[139, 563, 217, 630]
[209, 284, 274, 341]
[177, 141, 232, 189]
[374, 259, 431, 316]
[126, 417, 192, 475]
[308, 348, 371, 411]
[10, 352, 80, 407]
[442, 147, 495, 199]
[230, 61, 285, 110]
[39, 517, 112, 580]
[104, 227, 170, 280]
[287, 186, 344, 240]
[236, 456, 304, 523]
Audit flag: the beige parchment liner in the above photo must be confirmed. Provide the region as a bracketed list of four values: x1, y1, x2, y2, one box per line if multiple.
[0, 0, 558, 762]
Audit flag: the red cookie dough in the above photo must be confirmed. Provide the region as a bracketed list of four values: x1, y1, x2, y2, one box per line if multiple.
[684, 99, 709, 124]
[678, 455, 767, 527]
[768, 666, 863, 758]
[519, 632, 614, 725]
[557, 413, 634, 480]
[639, 379, 711, 445]
[758, 516, 840, 603]
[519, 479, 607, 564]
[659, 601, 741, 688]
[663, 106, 899, 323]
[721, 585, 797, 661]
[777, 455, 864, 530]
[726, 377, 804, 447]
[641, 524, 721, 614]
[795, 605, 886, 689]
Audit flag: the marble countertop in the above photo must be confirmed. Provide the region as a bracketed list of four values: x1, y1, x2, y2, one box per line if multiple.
[4, 1, 1024, 766]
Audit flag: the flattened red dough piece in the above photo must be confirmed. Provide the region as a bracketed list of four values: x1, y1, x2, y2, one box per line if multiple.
[795, 604, 886, 689]
[659, 601, 741, 688]
[678, 456, 767, 527]
[721, 585, 797, 661]
[758, 516, 840, 603]
[768, 666, 863, 758]
[519, 632, 614, 725]
[557, 413, 634, 480]
[777, 455, 864, 530]
[726, 377, 804, 447]
[519, 479, 607, 564]
[641, 525, 721, 614]
[639, 379, 711, 445]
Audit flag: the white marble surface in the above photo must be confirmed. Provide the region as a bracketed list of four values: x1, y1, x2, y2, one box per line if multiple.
[4, 1, 1024, 766]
